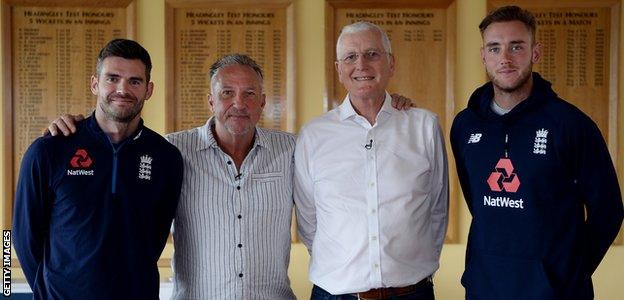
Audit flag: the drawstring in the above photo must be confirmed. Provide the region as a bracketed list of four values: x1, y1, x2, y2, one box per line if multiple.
[504, 134, 509, 158]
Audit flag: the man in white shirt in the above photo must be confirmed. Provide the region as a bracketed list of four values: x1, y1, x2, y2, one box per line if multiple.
[294, 22, 449, 299]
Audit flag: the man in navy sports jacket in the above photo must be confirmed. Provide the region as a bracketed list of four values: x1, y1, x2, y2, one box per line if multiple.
[451, 6, 623, 300]
[13, 39, 183, 299]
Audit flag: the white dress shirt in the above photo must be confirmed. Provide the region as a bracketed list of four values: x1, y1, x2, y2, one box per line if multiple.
[166, 117, 296, 299]
[294, 93, 448, 295]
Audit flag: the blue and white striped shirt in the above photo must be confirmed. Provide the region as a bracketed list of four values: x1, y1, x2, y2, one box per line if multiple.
[166, 117, 296, 299]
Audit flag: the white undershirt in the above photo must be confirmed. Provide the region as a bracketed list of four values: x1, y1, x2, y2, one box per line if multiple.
[491, 99, 511, 115]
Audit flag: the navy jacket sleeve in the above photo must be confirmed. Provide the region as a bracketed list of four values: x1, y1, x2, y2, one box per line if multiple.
[572, 117, 623, 275]
[12, 139, 52, 289]
[155, 149, 183, 252]
[450, 115, 473, 215]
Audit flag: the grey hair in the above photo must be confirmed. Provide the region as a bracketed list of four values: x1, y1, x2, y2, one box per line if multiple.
[336, 21, 392, 57]
[209, 53, 264, 84]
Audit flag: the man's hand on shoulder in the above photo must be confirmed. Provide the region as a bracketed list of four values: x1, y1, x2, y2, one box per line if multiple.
[42, 114, 85, 136]
[391, 93, 416, 110]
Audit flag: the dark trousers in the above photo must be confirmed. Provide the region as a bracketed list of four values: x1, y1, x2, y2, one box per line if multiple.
[310, 281, 435, 300]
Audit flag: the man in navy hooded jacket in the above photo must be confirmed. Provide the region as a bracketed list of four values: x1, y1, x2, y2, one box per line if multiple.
[451, 6, 623, 300]
[13, 39, 183, 299]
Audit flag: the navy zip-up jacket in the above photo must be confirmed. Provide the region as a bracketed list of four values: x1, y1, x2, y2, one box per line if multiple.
[451, 73, 623, 300]
[13, 115, 183, 299]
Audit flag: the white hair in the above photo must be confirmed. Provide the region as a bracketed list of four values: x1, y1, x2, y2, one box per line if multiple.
[336, 21, 392, 57]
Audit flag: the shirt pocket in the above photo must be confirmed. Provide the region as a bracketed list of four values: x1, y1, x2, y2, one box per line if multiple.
[251, 171, 284, 183]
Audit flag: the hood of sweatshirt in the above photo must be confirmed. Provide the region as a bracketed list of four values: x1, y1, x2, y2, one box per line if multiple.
[467, 72, 558, 122]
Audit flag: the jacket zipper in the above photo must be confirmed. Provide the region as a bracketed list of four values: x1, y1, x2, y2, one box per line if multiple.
[111, 148, 118, 194]
[109, 141, 129, 194]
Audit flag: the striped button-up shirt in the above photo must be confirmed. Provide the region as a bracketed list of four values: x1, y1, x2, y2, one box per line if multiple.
[166, 118, 295, 299]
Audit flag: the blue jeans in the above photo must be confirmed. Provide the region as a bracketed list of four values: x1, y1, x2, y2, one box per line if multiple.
[310, 282, 435, 300]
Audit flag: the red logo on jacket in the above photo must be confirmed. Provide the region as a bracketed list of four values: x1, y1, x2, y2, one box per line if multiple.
[487, 158, 520, 192]
[69, 149, 93, 168]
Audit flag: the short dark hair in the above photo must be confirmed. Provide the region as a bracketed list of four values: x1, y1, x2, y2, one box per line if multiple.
[209, 54, 264, 82]
[479, 6, 536, 41]
[96, 39, 152, 81]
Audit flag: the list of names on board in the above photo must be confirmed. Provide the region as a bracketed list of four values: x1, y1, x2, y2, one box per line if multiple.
[12, 6, 127, 176]
[532, 8, 611, 139]
[172, 7, 288, 131]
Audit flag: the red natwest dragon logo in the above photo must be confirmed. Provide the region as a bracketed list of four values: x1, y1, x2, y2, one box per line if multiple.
[487, 158, 520, 193]
[69, 149, 93, 168]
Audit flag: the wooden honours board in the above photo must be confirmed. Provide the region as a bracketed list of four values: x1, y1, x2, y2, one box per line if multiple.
[325, 0, 458, 242]
[165, 0, 294, 133]
[2, 0, 135, 224]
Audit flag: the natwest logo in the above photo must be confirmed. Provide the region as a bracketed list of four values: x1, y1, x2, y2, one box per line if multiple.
[486, 158, 520, 192]
[67, 149, 94, 176]
[70, 149, 93, 169]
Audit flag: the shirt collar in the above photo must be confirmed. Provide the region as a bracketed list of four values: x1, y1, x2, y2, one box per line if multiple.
[337, 92, 395, 121]
[196, 117, 267, 152]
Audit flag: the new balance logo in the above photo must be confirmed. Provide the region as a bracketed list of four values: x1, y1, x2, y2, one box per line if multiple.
[468, 133, 482, 144]
[138, 155, 152, 180]
[533, 128, 548, 155]
[486, 158, 520, 192]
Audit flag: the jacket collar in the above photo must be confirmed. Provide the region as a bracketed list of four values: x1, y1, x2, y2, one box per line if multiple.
[467, 72, 557, 121]
[86, 112, 145, 146]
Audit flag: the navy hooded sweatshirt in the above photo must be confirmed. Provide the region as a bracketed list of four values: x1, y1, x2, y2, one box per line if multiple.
[13, 115, 183, 299]
[450, 73, 623, 300]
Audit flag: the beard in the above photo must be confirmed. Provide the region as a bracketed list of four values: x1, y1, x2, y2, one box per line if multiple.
[220, 107, 255, 136]
[99, 94, 144, 123]
[488, 64, 533, 93]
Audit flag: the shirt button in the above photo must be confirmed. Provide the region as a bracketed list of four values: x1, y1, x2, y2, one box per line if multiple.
[371, 236, 377, 241]
[373, 263, 379, 268]
[369, 182, 375, 187]
[237, 243, 242, 248]
[236, 186, 241, 190]
[239, 273, 243, 278]
[371, 209, 376, 214]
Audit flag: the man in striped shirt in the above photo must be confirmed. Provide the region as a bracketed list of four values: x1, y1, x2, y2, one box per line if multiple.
[165, 54, 297, 299]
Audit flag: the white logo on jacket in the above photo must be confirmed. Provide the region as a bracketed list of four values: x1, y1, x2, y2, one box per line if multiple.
[138, 155, 152, 180]
[533, 129, 548, 155]
[468, 133, 482, 144]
